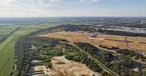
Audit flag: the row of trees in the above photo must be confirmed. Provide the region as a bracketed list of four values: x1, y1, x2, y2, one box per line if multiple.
[53, 24, 146, 37]
[0, 27, 20, 43]
[99, 45, 119, 50]
[15, 36, 32, 76]
[26, 24, 146, 37]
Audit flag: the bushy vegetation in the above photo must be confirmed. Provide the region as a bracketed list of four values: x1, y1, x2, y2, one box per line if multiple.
[75, 42, 145, 76]
[64, 44, 111, 76]
[99, 45, 119, 50]
[15, 35, 67, 76]
[117, 49, 146, 61]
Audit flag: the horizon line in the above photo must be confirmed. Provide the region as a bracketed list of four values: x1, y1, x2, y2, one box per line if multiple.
[0, 16, 146, 18]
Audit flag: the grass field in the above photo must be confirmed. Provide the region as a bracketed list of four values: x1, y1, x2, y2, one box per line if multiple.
[0, 25, 19, 40]
[39, 31, 146, 52]
[0, 23, 58, 76]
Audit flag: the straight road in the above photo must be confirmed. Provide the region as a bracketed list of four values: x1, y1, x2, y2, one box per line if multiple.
[60, 41, 119, 76]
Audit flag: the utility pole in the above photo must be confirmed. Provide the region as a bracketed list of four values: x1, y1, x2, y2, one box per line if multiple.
[125, 36, 129, 48]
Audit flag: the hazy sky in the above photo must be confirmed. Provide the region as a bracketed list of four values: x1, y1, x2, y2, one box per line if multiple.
[0, 0, 146, 17]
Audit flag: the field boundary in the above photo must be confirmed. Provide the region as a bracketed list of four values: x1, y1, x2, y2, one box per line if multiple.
[0, 27, 20, 44]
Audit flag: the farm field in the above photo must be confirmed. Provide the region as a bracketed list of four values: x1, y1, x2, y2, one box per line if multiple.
[0, 23, 58, 76]
[0, 25, 19, 40]
[39, 31, 146, 53]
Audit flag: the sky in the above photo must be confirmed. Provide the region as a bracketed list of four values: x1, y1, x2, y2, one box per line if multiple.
[0, 0, 146, 17]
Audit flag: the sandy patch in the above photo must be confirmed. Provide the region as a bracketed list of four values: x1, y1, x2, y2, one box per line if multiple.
[48, 56, 101, 76]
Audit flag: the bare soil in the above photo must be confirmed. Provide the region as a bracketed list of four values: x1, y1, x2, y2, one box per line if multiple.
[48, 56, 101, 76]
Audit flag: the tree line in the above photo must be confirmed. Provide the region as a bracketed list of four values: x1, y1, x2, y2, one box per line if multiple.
[0, 27, 20, 44]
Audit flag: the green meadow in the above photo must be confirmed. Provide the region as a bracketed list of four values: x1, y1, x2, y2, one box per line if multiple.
[0, 23, 58, 76]
[0, 25, 18, 40]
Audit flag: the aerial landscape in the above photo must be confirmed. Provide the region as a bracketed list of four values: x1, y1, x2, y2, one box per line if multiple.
[0, 0, 146, 76]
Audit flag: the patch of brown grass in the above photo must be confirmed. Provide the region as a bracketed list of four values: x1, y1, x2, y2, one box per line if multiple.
[39, 31, 146, 51]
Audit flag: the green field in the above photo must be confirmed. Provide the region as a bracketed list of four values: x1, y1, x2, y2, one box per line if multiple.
[0, 25, 19, 40]
[0, 23, 58, 76]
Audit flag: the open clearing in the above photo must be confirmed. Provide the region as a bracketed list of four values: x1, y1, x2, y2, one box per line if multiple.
[28, 56, 100, 76]
[48, 56, 100, 76]
[39, 31, 146, 52]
